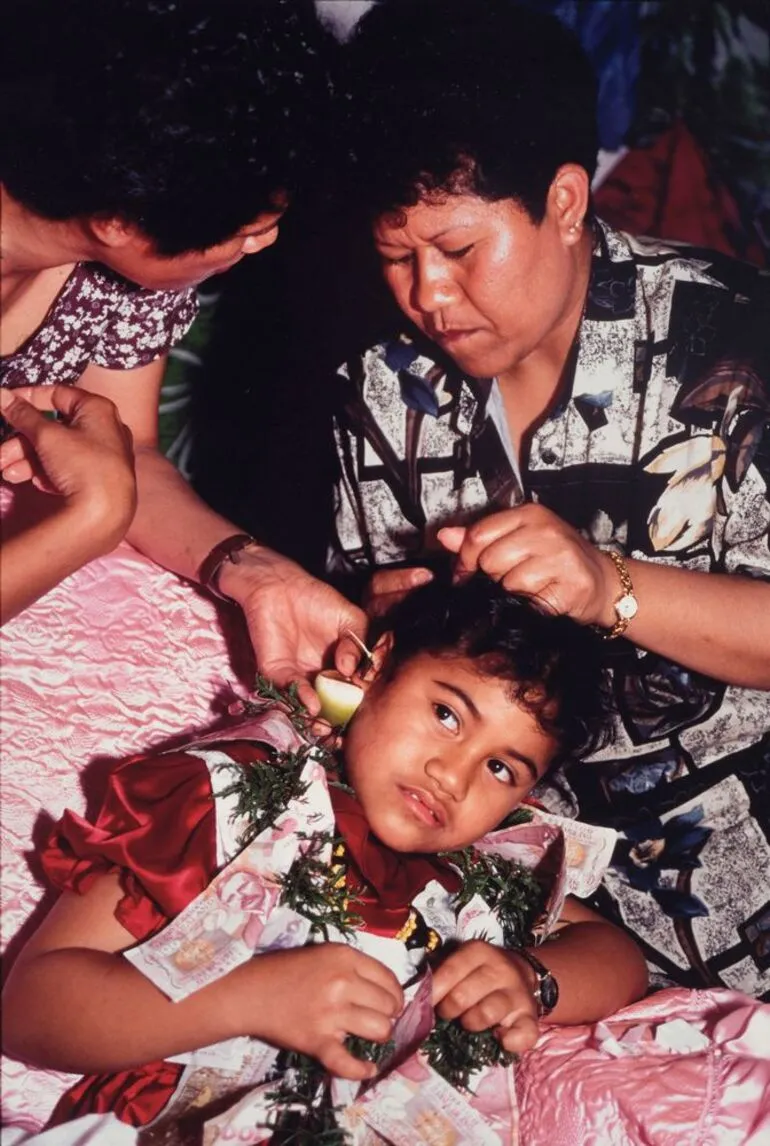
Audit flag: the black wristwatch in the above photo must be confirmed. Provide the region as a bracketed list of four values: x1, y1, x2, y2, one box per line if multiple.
[516, 948, 559, 1017]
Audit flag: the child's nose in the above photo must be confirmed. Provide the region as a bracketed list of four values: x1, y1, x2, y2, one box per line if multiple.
[425, 751, 472, 801]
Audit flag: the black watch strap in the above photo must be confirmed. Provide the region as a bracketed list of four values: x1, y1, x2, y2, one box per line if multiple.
[516, 947, 559, 1017]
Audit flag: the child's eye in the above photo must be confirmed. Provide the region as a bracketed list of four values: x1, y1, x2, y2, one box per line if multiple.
[443, 244, 474, 261]
[433, 702, 459, 732]
[487, 758, 515, 785]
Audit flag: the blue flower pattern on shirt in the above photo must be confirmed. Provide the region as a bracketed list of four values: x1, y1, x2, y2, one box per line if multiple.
[329, 221, 770, 998]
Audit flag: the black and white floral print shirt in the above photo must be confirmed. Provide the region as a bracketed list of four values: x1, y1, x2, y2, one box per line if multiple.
[329, 220, 770, 999]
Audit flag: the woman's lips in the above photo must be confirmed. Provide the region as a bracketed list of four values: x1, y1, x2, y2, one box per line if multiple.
[399, 786, 446, 828]
[434, 328, 479, 346]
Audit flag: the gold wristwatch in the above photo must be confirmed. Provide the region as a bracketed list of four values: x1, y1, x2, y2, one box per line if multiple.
[603, 549, 638, 640]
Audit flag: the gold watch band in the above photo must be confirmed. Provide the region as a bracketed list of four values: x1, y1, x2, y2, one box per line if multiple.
[603, 549, 637, 640]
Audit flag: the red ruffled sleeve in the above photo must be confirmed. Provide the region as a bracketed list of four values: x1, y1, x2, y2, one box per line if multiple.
[42, 747, 225, 940]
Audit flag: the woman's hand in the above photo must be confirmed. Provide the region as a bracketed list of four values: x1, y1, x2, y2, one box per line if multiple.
[363, 565, 435, 619]
[432, 939, 540, 1054]
[236, 945, 404, 1079]
[0, 385, 136, 538]
[74, 359, 365, 692]
[439, 504, 617, 628]
[217, 547, 368, 711]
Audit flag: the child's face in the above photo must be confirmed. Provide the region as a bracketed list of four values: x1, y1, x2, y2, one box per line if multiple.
[344, 651, 556, 853]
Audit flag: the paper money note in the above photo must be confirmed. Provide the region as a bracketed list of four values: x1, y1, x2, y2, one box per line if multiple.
[475, 820, 567, 937]
[526, 808, 617, 898]
[126, 755, 328, 1000]
[357, 1061, 505, 1146]
[201, 1078, 276, 1146]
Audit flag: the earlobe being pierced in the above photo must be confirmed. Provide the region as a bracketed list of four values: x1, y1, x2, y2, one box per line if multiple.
[343, 629, 375, 677]
[315, 671, 364, 728]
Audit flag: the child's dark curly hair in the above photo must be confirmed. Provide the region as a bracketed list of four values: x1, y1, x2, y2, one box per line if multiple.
[376, 572, 614, 768]
[1, 0, 332, 254]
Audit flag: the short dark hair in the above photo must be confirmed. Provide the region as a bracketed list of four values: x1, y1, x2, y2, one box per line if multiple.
[340, 0, 598, 223]
[376, 572, 613, 767]
[1, 0, 331, 255]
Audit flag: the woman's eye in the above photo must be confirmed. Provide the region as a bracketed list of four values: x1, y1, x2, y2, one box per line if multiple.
[381, 253, 411, 268]
[487, 758, 515, 785]
[443, 244, 474, 261]
[434, 703, 459, 732]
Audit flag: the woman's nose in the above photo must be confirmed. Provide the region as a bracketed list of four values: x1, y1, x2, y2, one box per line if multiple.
[242, 228, 279, 256]
[411, 256, 458, 316]
[425, 751, 472, 801]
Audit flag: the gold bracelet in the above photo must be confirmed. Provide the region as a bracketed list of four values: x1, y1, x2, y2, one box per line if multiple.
[602, 549, 638, 640]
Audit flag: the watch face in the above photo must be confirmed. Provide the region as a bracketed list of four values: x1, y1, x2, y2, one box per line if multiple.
[616, 594, 638, 621]
[540, 972, 559, 1013]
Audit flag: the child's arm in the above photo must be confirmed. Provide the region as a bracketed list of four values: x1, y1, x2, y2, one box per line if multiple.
[2, 872, 403, 1081]
[432, 896, 648, 1054]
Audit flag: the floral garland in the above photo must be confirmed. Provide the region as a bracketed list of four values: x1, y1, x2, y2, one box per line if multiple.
[220, 678, 545, 1143]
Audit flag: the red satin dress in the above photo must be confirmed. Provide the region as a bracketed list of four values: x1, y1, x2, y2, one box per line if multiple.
[42, 740, 459, 1127]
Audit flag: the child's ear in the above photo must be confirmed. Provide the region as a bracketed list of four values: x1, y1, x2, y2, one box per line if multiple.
[315, 634, 393, 728]
[352, 631, 394, 691]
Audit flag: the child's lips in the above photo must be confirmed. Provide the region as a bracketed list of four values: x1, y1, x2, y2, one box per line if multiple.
[398, 786, 446, 828]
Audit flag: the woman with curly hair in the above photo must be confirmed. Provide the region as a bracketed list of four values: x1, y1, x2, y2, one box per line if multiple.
[0, 0, 363, 675]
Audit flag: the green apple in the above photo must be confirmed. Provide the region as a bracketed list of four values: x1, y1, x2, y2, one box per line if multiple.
[314, 671, 364, 728]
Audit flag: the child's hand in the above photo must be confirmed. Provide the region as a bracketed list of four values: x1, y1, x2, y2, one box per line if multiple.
[238, 945, 403, 1080]
[431, 939, 540, 1054]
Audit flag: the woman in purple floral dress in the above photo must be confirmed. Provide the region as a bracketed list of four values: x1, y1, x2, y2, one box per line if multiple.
[0, 0, 364, 681]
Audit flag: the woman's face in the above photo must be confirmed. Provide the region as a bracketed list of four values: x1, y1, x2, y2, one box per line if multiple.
[373, 192, 586, 383]
[99, 206, 287, 292]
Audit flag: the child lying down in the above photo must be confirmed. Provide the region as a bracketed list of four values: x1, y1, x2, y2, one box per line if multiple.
[2, 574, 647, 1141]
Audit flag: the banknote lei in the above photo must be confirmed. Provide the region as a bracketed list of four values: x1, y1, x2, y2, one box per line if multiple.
[220, 678, 544, 1143]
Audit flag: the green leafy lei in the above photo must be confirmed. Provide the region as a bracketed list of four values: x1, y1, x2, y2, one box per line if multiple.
[220, 678, 544, 1142]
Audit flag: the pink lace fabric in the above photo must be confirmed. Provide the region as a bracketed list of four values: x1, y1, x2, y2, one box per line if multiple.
[1, 487, 252, 1131]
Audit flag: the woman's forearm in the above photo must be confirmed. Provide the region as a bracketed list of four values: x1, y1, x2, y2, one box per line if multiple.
[127, 445, 255, 584]
[618, 560, 770, 689]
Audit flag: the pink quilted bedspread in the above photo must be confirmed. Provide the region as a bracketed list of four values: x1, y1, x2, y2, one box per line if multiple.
[1, 526, 253, 1132]
[2, 511, 769, 1140]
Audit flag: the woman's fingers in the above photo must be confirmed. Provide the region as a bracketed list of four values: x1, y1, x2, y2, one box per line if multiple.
[2, 458, 37, 485]
[363, 566, 434, 618]
[438, 507, 613, 624]
[334, 624, 372, 678]
[439, 514, 525, 581]
[436, 525, 465, 553]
